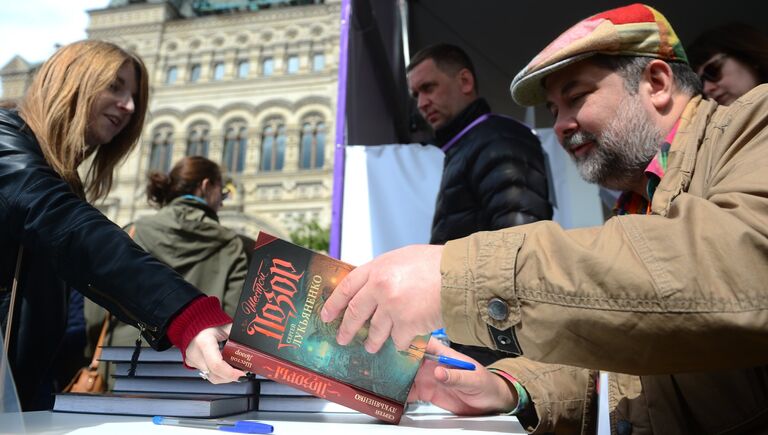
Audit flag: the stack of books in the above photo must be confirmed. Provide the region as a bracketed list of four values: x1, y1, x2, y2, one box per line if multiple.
[53, 346, 259, 418]
[101, 346, 347, 413]
[53, 344, 348, 416]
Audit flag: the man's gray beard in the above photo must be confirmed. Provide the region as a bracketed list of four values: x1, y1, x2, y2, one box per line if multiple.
[566, 95, 663, 191]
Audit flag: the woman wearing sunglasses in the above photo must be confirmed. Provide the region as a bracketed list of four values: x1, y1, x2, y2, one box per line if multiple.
[87, 156, 249, 358]
[688, 22, 768, 106]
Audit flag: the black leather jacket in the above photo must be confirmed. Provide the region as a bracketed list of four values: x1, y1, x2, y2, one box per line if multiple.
[0, 109, 202, 409]
[430, 98, 552, 245]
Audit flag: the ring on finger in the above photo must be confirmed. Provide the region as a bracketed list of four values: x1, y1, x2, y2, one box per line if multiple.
[198, 370, 210, 380]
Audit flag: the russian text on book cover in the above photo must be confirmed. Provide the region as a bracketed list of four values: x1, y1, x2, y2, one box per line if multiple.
[224, 232, 428, 423]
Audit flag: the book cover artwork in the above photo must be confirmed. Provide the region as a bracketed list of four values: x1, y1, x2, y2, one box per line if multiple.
[224, 232, 428, 423]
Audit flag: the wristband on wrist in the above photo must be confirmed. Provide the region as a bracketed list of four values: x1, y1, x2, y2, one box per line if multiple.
[487, 368, 530, 416]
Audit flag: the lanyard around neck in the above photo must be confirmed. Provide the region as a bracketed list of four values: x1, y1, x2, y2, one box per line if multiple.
[440, 113, 493, 153]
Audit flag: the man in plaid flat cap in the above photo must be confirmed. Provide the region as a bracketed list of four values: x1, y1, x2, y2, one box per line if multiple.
[321, 4, 768, 433]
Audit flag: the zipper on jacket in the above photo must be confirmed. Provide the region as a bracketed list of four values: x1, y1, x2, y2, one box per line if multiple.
[128, 323, 146, 376]
[86, 283, 159, 333]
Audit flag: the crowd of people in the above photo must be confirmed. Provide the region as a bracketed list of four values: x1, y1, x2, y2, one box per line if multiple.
[2, 3, 767, 434]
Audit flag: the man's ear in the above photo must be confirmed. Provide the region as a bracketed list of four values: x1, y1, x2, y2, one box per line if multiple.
[458, 68, 476, 96]
[643, 60, 674, 111]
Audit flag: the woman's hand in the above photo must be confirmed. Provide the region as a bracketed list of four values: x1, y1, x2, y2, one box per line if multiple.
[408, 338, 518, 415]
[184, 323, 246, 383]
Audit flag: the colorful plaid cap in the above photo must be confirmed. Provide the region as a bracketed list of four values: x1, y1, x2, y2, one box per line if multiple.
[510, 3, 688, 106]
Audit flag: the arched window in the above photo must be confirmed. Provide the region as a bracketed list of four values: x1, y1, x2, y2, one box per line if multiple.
[149, 125, 174, 172]
[262, 58, 274, 77]
[237, 60, 250, 78]
[186, 123, 210, 157]
[189, 64, 201, 82]
[222, 120, 248, 174]
[213, 62, 225, 81]
[312, 53, 325, 72]
[287, 55, 299, 74]
[166, 66, 178, 84]
[299, 115, 326, 170]
[260, 118, 286, 172]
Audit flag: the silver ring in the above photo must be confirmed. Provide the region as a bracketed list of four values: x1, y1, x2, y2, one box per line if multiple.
[199, 370, 210, 380]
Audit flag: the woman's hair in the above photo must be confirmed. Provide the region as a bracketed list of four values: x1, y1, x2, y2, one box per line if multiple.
[17, 40, 149, 200]
[687, 22, 768, 83]
[147, 156, 222, 207]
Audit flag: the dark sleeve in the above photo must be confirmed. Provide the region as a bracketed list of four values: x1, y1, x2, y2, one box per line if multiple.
[0, 128, 202, 350]
[469, 122, 553, 229]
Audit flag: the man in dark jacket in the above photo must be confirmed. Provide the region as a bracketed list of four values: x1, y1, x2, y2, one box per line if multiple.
[407, 44, 552, 364]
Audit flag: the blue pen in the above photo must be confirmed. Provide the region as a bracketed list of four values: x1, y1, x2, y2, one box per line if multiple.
[423, 352, 476, 371]
[152, 416, 273, 434]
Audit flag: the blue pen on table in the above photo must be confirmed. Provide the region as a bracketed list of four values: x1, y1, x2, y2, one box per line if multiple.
[423, 352, 476, 371]
[152, 416, 273, 434]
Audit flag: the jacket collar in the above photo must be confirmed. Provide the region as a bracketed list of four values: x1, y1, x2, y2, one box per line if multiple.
[170, 196, 220, 222]
[0, 108, 35, 142]
[0, 109, 48, 165]
[434, 98, 491, 147]
[651, 95, 714, 216]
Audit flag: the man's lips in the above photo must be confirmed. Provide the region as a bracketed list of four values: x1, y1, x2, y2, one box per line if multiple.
[570, 141, 594, 158]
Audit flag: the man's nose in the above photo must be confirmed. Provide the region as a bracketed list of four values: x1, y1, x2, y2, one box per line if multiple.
[417, 94, 430, 111]
[553, 113, 577, 143]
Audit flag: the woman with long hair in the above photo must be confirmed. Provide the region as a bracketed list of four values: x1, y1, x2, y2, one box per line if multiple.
[0, 40, 243, 410]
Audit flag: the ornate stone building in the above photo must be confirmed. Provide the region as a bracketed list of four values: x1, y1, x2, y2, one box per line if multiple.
[1, 0, 340, 240]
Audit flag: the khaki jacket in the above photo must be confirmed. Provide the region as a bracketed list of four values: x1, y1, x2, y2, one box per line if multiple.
[441, 85, 768, 434]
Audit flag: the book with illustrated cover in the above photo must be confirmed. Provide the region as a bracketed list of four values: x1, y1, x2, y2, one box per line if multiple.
[257, 397, 451, 415]
[53, 392, 255, 418]
[112, 375, 259, 395]
[111, 361, 206, 378]
[99, 346, 183, 363]
[257, 380, 311, 396]
[222, 232, 429, 424]
[111, 361, 266, 379]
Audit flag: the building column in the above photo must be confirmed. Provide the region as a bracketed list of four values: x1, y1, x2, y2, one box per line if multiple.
[284, 125, 300, 172]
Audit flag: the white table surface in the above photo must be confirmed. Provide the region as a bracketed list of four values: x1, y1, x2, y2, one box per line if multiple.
[6, 408, 525, 435]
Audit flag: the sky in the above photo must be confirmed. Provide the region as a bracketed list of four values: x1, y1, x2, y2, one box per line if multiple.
[0, 0, 111, 94]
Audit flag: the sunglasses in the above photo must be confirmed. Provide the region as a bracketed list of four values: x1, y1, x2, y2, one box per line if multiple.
[221, 186, 230, 201]
[699, 54, 728, 83]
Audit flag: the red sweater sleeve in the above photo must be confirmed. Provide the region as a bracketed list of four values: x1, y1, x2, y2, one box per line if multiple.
[167, 296, 232, 364]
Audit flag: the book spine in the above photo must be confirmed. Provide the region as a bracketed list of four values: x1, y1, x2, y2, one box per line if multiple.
[222, 339, 403, 424]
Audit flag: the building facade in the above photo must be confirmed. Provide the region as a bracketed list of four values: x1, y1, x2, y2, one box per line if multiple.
[1, 0, 340, 240]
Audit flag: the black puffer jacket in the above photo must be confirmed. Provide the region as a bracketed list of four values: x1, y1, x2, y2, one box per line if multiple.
[430, 98, 552, 245]
[0, 109, 203, 410]
[430, 99, 552, 365]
